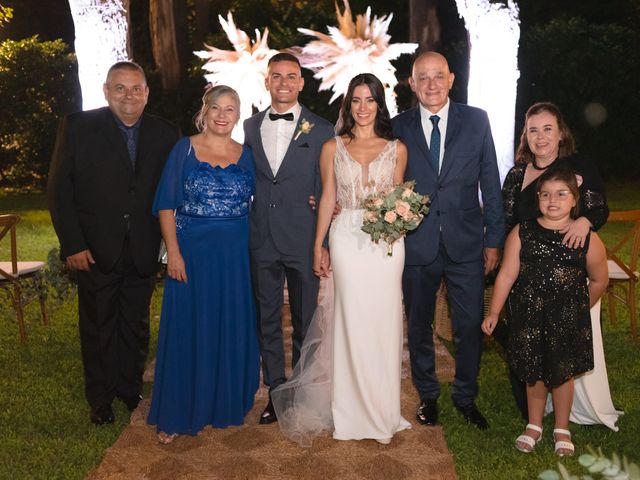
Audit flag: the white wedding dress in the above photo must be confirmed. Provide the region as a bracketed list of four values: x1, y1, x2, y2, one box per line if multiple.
[544, 300, 623, 431]
[272, 137, 411, 446]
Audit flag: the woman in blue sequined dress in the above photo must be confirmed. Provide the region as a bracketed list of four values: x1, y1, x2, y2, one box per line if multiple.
[148, 86, 259, 443]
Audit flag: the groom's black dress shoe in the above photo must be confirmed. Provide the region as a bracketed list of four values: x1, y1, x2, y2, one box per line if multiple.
[90, 404, 115, 425]
[416, 399, 438, 425]
[455, 402, 489, 430]
[259, 400, 278, 425]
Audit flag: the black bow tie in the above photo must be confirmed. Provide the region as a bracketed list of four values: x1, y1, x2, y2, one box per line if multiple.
[269, 112, 294, 121]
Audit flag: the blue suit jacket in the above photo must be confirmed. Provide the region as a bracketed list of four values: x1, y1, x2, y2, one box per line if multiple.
[392, 101, 504, 265]
[244, 106, 334, 257]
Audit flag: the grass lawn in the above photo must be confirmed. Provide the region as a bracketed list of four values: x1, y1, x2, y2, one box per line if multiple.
[1, 185, 638, 480]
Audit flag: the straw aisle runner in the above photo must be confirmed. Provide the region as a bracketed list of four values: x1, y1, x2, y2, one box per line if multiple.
[88, 286, 457, 480]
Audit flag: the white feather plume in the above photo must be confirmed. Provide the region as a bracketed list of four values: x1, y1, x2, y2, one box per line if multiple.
[194, 12, 279, 141]
[292, 1, 417, 115]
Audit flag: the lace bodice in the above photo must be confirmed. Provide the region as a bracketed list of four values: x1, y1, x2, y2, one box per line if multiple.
[181, 162, 253, 218]
[334, 136, 397, 209]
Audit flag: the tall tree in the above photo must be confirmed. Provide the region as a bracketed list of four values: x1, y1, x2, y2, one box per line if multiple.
[149, 0, 188, 90]
[67, 0, 130, 109]
[409, 0, 440, 51]
[193, 0, 211, 45]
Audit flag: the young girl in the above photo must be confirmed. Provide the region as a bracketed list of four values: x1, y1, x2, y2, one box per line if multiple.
[482, 166, 608, 456]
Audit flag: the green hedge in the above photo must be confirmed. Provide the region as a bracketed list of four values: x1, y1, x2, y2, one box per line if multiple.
[517, 17, 640, 179]
[0, 35, 80, 188]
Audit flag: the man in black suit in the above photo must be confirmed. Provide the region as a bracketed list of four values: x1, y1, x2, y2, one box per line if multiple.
[48, 62, 179, 425]
[393, 52, 504, 429]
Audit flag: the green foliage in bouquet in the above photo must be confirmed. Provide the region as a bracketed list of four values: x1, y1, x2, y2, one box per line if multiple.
[539, 447, 640, 480]
[361, 180, 429, 255]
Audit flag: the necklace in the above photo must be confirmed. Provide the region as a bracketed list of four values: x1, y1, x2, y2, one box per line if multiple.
[531, 158, 553, 171]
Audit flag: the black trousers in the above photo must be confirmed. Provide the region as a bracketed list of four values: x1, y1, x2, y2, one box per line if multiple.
[76, 240, 155, 408]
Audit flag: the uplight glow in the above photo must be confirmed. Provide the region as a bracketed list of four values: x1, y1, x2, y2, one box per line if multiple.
[68, 0, 130, 110]
[455, 0, 520, 182]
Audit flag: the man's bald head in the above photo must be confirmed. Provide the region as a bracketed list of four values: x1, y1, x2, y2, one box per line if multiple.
[409, 52, 455, 113]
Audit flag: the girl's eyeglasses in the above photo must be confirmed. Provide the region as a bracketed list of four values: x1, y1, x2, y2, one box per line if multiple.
[538, 190, 573, 201]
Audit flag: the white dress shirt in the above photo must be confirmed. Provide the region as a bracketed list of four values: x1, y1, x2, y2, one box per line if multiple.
[260, 103, 302, 176]
[419, 99, 450, 174]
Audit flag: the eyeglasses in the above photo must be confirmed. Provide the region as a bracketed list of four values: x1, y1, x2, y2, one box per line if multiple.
[538, 190, 573, 201]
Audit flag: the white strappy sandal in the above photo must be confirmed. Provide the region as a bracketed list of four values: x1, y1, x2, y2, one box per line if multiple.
[515, 424, 543, 453]
[553, 428, 575, 456]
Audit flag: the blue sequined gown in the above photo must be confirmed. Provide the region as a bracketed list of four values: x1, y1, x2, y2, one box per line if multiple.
[148, 138, 259, 434]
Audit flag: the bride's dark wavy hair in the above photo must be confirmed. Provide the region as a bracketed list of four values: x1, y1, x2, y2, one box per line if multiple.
[336, 73, 394, 141]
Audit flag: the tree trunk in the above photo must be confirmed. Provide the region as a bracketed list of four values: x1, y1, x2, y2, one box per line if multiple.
[149, 0, 188, 91]
[455, 0, 520, 180]
[409, 0, 441, 52]
[193, 0, 211, 45]
[67, 0, 130, 110]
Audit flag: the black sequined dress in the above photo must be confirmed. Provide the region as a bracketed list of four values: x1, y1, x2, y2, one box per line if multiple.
[507, 219, 594, 388]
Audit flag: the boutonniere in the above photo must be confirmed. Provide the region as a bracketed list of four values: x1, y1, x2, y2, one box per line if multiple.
[294, 118, 315, 140]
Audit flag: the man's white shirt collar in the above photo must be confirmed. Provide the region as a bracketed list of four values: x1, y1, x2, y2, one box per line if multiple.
[418, 99, 450, 173]
[261, 103, 302, 176]
[419, 99, 450, 124]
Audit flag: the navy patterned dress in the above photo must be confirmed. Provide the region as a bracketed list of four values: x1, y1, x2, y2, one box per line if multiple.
[148, 137, 259, 434]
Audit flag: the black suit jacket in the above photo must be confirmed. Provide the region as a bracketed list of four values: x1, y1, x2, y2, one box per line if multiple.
[47, 107, 179, 276]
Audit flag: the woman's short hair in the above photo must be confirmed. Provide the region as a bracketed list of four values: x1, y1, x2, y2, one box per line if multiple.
[194, 85, 240, 132]
[536, 164, 581, 219]
[515, 102, 576, 164]
[337, 73, 394, 141]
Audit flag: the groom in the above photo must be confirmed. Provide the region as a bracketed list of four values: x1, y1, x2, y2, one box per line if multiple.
[243, 53, 334, 424]
[393, 52, 504, 429]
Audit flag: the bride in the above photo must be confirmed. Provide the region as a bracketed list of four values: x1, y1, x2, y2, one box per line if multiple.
[272, 73, 411, 446]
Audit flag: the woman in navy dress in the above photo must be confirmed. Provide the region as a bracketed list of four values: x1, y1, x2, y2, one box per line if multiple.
[148, 85, 259, 443]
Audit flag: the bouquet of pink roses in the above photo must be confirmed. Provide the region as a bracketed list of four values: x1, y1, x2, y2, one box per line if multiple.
[361, 180, 430, 256]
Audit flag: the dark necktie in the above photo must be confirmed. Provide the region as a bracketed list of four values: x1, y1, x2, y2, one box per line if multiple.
[124, 127, 136, 166]
[269, 112, 294, 121]
[429, 115, 440, 175]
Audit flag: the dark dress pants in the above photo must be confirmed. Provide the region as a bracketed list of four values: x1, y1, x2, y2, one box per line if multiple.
[403, 240, 484, 406]
[76, 239, 155, 408]
[251, 236, 319, 390]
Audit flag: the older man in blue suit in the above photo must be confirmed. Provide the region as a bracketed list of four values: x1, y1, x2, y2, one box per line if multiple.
[393, 52, 504, 429]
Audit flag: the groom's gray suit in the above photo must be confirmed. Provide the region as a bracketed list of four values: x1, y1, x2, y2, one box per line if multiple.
[244, 106, 334, 390]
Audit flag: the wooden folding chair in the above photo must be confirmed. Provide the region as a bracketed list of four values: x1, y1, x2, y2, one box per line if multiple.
[605, 209, 640, 340]
[0, 214, 48, 342]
